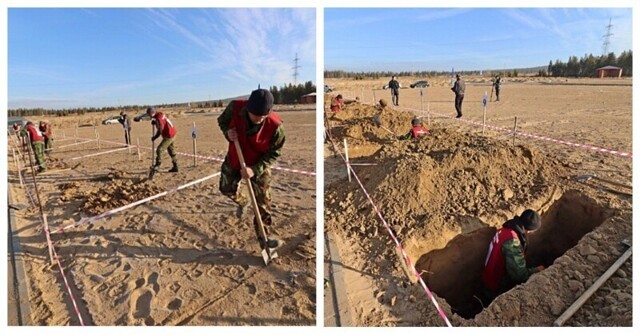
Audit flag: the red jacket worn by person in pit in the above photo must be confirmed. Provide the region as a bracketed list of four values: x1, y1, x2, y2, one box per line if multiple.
[481, 228, 520, 292]
[152, 112, 177, 139]
[411, 125, 429, 138]
[227, 100, 282, 170]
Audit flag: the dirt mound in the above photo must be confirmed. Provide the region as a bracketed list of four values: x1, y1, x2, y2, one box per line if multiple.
[82, 178, 163, 216]
[57, 170, 163, 216]
[325, 101, 632, 326]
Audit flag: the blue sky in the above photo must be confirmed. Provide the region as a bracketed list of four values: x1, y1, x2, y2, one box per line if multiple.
[8, 8, 316, 109]
[325, 8, 632, 72]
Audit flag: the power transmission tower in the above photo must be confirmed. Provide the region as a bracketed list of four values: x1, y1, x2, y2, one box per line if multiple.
[292, 53, 301, 85]
[602, 18, 613, 55]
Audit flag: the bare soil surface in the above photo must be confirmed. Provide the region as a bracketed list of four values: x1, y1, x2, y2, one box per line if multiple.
[324, 76, 632, 326]
[7, 105, 316, 325]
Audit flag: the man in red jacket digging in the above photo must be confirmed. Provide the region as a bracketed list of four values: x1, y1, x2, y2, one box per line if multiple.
[218, 88, 286, 251]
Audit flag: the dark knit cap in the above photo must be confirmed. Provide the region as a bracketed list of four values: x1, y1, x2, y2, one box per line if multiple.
[412, 117, 422, 126]
[520, 209, 541, 231]
[247, 89, 274, 116]
[146, 107, 156, 115]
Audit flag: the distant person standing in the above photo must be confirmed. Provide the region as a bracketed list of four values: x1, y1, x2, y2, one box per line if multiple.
[39, 120, 53, 153]
[493, 75, 502, 102]
[119, 111, 132, 146]
[451, 74, 465, 118]
[388, 76, 400, 106]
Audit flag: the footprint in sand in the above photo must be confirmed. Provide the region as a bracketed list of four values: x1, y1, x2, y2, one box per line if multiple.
[128, 272, 160, 324]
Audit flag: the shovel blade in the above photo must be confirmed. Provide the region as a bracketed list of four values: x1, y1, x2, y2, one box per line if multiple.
[261, 248, 278, 265]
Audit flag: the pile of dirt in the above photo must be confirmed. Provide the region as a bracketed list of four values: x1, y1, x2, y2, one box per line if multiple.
[46, 157, 71, 170]
[57, 170, 163, 216]
[324, 101, 632, 326]
[81, 178, 163, 216]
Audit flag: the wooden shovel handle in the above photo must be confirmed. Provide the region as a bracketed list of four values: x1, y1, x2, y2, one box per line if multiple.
[233, 139, 270, 250]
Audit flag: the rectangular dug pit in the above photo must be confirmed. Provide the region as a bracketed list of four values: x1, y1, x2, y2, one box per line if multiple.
[414, 191, 611, 319]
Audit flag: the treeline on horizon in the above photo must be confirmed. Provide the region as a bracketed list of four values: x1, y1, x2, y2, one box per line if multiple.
[8, 81, 316, 118]
[325, 50, 632, 79]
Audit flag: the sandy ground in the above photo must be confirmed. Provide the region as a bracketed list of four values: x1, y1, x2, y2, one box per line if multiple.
[324, 76, 632, 326]
[7, 105, 316, 325]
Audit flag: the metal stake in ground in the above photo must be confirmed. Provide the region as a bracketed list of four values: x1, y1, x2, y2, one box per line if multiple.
[372, 89, 376, 105]
[343, 138, 351, 183]
[482, 91, 488, 135]
[512, 116, 519, 146]
[137, 137, 141, 161]
[149, 122, 157, 180]
[192, 122, 197, 167]
[233, 139, 277, 265]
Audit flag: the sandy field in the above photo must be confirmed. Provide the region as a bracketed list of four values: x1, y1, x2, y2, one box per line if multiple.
[324, 76, 632, 326]
[7, 105, 316, 325]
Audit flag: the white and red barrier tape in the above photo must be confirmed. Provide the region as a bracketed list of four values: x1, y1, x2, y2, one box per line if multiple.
[46, 226, 86, 326]
[55, 139, 95, 150]
[64, 146, 130, 162]
[325, 126, 452, 327]
[402, 106, 632, 159]
[52, 172, 221, 234]
[75, 136, 316, 177]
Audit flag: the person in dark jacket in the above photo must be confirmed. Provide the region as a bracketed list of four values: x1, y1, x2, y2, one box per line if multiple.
[388, 76, 400, 106]
[118, 111, 132, 146]
[478, 209, 544, 306]
[493, 75, 502, 101]
[451, 74, 465, 118]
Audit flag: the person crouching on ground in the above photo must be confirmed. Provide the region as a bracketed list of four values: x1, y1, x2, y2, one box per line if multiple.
[330, 94, 344, 113]
[478, 209, 544, 306]
[20, 121, 47, 173]
[397, 117, 429, 140]
[217, 88, 286, 251]
[147, 107, 179, 173]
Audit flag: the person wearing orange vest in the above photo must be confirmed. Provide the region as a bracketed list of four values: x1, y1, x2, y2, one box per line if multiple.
[478, 209, 544, 306]
[397, 117, 429, 140]
[147, 107, 179, 173]
[39, 120, 53, 153]
[218, 88, 286, 251]
[330, 94, 344, 112]
[20, 121, 46, 172]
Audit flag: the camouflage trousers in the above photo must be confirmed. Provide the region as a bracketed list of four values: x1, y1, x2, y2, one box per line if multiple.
[31, 141, 46, 172]
[155, 138, 177, 167]
[219, 158, 274, 242]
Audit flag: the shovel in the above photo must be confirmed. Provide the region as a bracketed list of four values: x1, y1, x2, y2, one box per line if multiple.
[233, 139, 277, 265]
[372, 114, 397, 138]
[149, 121, 157, 180]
